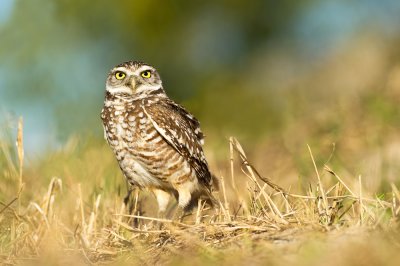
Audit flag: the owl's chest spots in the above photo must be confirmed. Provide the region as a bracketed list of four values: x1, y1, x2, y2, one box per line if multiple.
[102, 102, 151, 149]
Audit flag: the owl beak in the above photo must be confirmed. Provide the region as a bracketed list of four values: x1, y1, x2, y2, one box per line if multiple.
[130, 77, 136, 87]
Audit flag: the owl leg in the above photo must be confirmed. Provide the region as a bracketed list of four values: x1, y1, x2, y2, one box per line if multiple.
[123, 184, 134, 206]
[174, 185, 194, 222]
[152, 188, 171, 219]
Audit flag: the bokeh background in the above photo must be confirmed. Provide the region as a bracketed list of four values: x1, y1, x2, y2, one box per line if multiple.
[2, 0, 400, 193]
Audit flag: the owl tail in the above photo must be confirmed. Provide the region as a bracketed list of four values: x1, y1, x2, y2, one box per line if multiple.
[202, 189, 219, 209]
[211, 173, 220, 191]
[202, 173, 220, 208]
[184, 187, 218, 212]
[184, 174, 220, 212]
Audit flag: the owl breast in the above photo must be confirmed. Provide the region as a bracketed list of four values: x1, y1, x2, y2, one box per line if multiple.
[101, 98, 195, 189]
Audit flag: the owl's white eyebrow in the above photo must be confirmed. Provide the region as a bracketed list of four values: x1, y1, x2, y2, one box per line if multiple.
[113, 67, 134, 75]
[134, 66, 154, 75]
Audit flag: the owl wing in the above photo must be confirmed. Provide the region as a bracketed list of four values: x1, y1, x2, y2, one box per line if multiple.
[142, 99, 211, 187]
[168, 101, 205, 145]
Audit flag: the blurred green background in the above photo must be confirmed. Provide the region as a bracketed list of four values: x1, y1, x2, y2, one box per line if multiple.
[2, 0, 400, 191]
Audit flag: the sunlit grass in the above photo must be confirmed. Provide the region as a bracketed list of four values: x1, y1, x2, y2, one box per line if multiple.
[1, 123, 400, 265]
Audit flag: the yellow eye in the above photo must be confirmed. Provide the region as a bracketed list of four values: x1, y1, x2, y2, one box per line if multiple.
[141, 70, 151, 78]
[115, 71, 126, 80]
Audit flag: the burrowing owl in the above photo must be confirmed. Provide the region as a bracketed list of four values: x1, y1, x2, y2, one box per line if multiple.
[101, 61, 217, 217]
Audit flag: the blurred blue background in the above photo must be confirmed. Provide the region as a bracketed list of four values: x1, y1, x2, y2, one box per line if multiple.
[1, 0, 400, 159]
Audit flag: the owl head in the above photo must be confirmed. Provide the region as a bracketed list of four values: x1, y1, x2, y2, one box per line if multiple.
[106, 61, 163, 97]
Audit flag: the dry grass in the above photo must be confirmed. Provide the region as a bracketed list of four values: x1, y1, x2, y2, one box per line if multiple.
[1, 122, 400, 266]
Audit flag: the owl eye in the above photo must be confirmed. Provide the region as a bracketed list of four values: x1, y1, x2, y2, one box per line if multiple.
[115, 71, 126, 80]
[141, 70, 152, 78]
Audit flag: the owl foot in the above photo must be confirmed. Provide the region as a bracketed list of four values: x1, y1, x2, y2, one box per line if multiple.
[172, 208, 192, 223]
[123, 190, 132, 206]
[123, 183, 136, 206]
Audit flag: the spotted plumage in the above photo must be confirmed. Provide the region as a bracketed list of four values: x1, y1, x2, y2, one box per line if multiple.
[101, 61, 217, 216]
